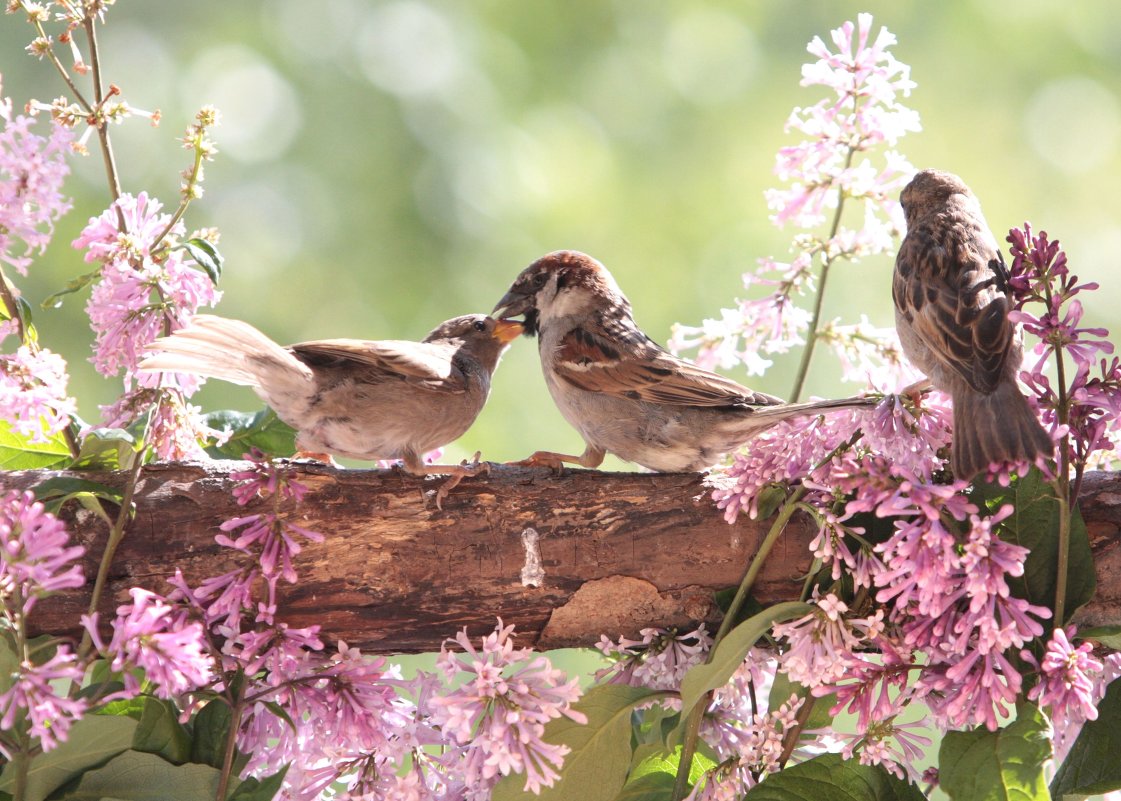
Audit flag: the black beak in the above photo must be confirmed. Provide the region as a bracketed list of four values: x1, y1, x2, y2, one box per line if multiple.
[492, 289, 534, 320]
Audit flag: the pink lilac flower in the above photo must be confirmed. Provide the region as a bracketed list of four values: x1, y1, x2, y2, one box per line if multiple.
[772, 594, 864, 689]
[0, 341, 77, 443]
[0, 490, 84, 614]
[0, 93, 72, 275]
[0, 647, 88, 755]
[1024, 626, 1104, 729]
[674, 15, 918, 388]
[428, 620, 586, 796]
[713, 407, 865, 523]
[595, 625, 711, 691]
[836, 715, 931, 781]
[82, 588, 213, 698]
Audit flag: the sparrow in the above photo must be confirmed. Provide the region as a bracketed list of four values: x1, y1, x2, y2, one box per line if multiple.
[893, 168, 1053, 479]
[139, 314, 523, 504]
[492, 250, 875, 472]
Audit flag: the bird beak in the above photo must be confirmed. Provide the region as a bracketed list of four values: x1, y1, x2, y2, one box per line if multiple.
[492, 318, 524, 344]
[492, 289, 533, 320]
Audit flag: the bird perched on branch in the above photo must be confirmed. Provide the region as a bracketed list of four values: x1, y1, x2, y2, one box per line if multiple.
[492, 250, 874, 472]
[893, 169, 1053, 479]
[139, 314, 522, 504]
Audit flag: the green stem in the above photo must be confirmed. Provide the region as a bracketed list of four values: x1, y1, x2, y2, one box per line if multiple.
[76, 442, 147, 661]
[671, 488, 809, 801]
[215, 698, 245, 801]
[1045, 284, 1073, 626]
[82, 15, 123, 209]
[787, 146, 857, 402]
[11, 594, 32, 801]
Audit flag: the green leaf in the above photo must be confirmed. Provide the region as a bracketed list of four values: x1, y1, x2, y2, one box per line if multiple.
[614, 770, 676, 801]
[1077, 625, 1121, 650]
[33, 477, 123, 524]
[679, 602, 811, 714]
[51, 749, 223, 801]
[40, 269, 101, 310]
[980, 468, 1095, 622]
[69, 428, 138, 471]
[227, 765, 288, 801]
[133, 697, 193, 765]
[0, 633, 19, 695]
[0, 715, 137, 801]
[1051, 677, 1121, 799]
[744, 753, 924, 800]
[939, 702, 1051, 801]
[491, 684, 666, 801]
[0, 419, 71, 469]
[203, 408, 297, 459]
[754, 484, 790, 520]
[190, 699, 233, 769]
[94, 697, 148, 720]
[628, 744, 713, 789]
[181, 238, 224, 285]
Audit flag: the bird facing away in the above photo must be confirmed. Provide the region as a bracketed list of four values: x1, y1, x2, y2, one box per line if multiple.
[492, 250, 875, 472]
[140, 314, 522, 500]
[893, 169, 1053, 479]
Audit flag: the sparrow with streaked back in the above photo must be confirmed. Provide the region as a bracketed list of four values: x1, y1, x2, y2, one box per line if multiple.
[140, 314, 522, 503]
[492, 250, 875, 472]
[893, 169, 1053, 479]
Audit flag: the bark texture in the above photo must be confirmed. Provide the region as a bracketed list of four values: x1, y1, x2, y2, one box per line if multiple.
[3, 463, 1120, 653]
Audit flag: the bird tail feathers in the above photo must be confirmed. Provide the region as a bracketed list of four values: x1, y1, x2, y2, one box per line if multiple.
[951, 382, 1054, 479]
[139, 315, 313, 399]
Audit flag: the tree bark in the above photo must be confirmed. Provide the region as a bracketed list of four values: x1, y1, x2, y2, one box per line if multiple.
[3, 463, 1120, 653]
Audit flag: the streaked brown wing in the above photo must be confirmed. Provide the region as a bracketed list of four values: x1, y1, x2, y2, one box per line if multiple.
[895, 230, 1012, 393]
[289, 339, 466, 393]
[552, 327, 783, 408]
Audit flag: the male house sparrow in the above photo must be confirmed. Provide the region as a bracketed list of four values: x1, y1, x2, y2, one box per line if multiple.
[893, 169, 1052, 479]
[140, 314, 522, 501]
[492, 250, 874, 472]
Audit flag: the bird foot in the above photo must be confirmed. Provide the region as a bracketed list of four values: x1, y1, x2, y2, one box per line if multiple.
[293, 450, 340, 466]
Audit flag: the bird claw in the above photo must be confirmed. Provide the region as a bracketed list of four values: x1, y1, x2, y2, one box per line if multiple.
[509, 452, 566, 474]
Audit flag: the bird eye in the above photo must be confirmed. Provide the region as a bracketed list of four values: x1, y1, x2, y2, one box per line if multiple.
[532, 272, 548, 289]
[473, 319, 487, 332]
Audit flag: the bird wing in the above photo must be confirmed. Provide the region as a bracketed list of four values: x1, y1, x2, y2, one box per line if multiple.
[551, 325, 784, 408]
[894, 226, 1012, 393]
[289, 339, 467, 393]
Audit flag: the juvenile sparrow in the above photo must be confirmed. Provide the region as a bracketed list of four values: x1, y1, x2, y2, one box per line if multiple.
[492, 250, 874, 472]
[893, 169, 1053, 479]
[139, 314, 522, 502]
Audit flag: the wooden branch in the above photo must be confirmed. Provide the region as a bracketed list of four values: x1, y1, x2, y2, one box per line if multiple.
[3, 464, 1121, 653]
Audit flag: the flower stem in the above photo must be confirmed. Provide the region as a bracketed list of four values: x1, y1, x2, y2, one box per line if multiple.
[76, 441, 147, 661]
[215, 697, 245, 801]
[671, 486, 809, 801]
[788, 145, 857, 402]
[82, 15, 123, 209]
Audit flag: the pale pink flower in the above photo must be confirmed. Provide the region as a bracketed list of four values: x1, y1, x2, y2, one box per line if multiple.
[0, 341, 76, 443]
[83, 589, 213, 698]
[595, 625, 711, 691]
[0, 100, 72, 275]
[0, 490, 84, 613]
[1024, 626, 1104, 732]
[0, 647, 87, 755]
[429, 620, 586, 795]
[772, 594, 863, 689]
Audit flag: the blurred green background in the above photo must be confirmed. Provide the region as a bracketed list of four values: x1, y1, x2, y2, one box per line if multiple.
[2, 1, 1120, 467]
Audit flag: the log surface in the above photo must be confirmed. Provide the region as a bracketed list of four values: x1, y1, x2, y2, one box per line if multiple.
[3, 463, 1120, 653]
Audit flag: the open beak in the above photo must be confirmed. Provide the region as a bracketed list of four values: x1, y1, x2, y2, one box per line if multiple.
[492, 289, 534, 320]
[492, 318, 524, 344]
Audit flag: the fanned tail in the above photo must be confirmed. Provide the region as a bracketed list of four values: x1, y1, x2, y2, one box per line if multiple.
[951, 381, 1053, 479]
[138, 315, 313, 404]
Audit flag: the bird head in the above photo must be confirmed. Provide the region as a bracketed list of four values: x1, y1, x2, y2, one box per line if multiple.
[425, 314, 523, 372]
[899, 169, 977, 227]
[491, 250, 631, 337]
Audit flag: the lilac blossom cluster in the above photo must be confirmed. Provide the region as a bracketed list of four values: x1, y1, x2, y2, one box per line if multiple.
[1007, 224, 1121, 473]
[74, 188, 222, 458]
[0, 82, 77, 442]
[671, 14, 919, 392]
[151, 453, 587, 800]
[595, 625, 712, 693]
